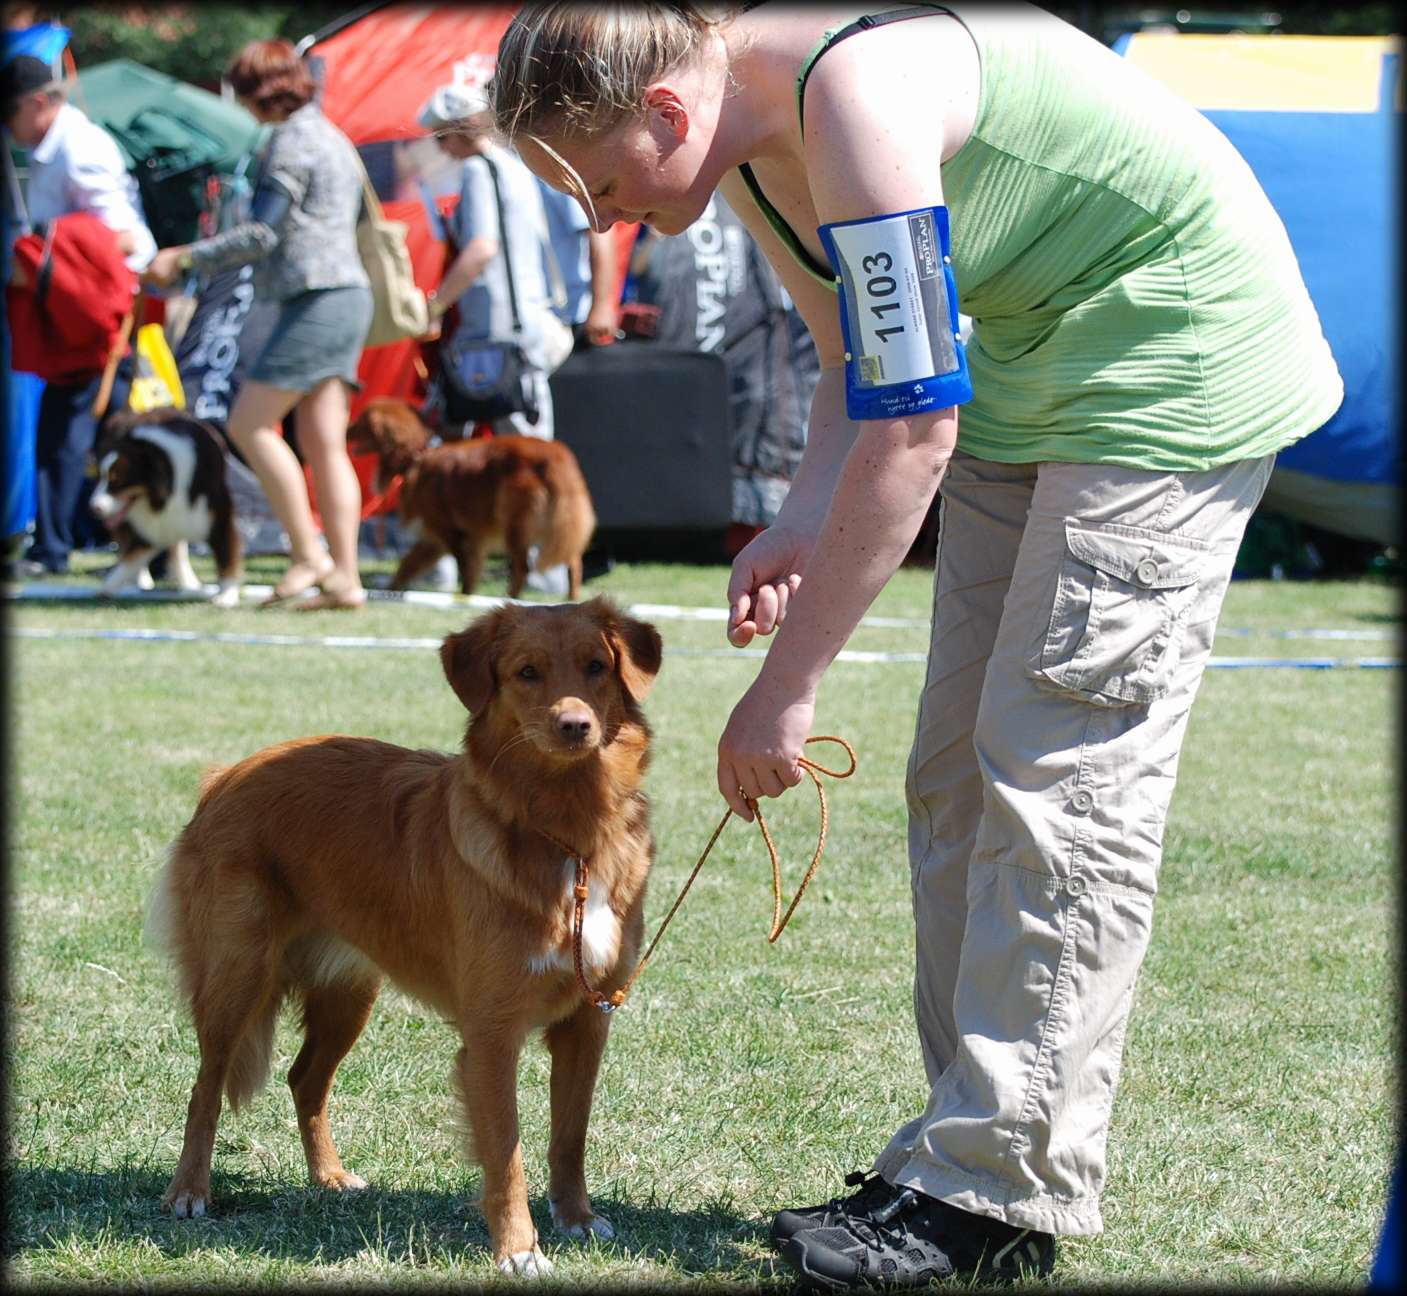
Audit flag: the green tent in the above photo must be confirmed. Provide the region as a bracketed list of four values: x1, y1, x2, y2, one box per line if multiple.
[73, 57, 267, 248]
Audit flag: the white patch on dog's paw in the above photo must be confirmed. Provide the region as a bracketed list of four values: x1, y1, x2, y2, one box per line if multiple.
[496, 1246, 553, 1277]
[550, 1200, 615, 1241]
[136, 567, 156, 590]
[167, 1190, 208, 1219]
[211, 584, 240, 608]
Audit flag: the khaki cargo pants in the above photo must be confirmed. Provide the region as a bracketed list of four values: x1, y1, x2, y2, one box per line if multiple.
[872, 449, 1274, 1236]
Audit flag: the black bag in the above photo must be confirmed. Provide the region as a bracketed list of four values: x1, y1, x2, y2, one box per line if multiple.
[443, 339, 538, 424]
[439, 154, 539, 426]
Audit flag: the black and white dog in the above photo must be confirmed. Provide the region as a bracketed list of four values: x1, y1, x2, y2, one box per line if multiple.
[89, 408, 243, 607]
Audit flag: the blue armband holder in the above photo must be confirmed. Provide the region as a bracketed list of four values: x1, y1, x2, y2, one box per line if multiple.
[250, 177, 294, 230]
[818, 205, 972, 422]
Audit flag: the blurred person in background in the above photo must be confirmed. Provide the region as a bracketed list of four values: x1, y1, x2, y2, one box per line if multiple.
[3, 44, 154, 577]
[418, 82, 573, 595]
[418, 83, 569, 439]
[143, 38, 370, 610]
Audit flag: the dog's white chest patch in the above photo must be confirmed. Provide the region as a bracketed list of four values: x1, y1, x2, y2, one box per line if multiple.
[527, 859, 620, 976]
[125, 425, 213, 547]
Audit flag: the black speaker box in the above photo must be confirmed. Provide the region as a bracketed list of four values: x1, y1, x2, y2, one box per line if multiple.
[549, 344, 733, 537]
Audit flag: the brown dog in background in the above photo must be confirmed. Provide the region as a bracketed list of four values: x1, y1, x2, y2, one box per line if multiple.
[148, 597, 662, 1275]
[348, 398, 596, 599]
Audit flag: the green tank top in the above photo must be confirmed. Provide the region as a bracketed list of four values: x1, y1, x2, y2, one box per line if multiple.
[737, 2, 1344, 471]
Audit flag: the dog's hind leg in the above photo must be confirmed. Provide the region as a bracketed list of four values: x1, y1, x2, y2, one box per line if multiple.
[163, 910, 285, 1218]
[288, 978, 381, 1191]
[545, 1006, 615, 1241]
[389, 537, 444, 590]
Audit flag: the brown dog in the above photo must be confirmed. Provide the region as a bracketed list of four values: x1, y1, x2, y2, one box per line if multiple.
[348, 398, 596, 599]
[148, 597, 661, 1275]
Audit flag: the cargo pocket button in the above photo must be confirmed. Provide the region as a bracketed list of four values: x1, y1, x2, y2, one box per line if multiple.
[1071, 788, 1094, 814]
[1135, 557, 1159, 585]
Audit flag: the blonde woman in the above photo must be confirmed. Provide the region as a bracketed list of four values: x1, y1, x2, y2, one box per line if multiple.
[489, 3, 1341, 1286]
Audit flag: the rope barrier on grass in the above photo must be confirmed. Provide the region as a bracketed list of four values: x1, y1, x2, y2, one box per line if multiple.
[8, 626, 1401, 668]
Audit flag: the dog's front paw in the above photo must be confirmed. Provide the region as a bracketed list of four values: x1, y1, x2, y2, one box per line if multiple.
[163, 1183, 210, 1219]
[211, 584, 240, 609]
[550, 1199, 615, 1242]
[314, 1168, 368, 1192]
[496, 1246, 554, 1277]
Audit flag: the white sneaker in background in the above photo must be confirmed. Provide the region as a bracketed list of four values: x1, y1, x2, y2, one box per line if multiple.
[428, 554, 458, 591]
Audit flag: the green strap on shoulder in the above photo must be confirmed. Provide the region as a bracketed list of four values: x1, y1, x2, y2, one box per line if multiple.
[736, 5, 951, 290]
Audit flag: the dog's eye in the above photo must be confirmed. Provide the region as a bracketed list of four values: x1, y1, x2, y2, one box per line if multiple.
[518, 665, 540, 681]
[586, 659, 606, 676]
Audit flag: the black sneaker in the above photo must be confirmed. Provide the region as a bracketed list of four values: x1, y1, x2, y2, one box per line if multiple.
[772, 1171, 897, 1246]
[778, 1186, 1055, 1289]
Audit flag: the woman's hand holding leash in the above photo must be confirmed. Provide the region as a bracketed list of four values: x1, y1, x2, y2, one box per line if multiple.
[721, 524, 817, 818]
[717, 684, 814, 821]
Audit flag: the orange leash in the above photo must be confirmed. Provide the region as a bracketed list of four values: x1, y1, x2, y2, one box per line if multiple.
[546, 736, 858, 1013]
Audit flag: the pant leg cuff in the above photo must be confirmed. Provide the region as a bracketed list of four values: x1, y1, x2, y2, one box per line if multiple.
[890, 1157, 1104, 1237]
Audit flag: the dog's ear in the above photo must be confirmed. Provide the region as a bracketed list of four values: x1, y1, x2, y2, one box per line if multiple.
[391, 406, 430, 456]
[95, 407, 138, 458]
[440, 609, 508, 714]
[593, 599, 662, 703]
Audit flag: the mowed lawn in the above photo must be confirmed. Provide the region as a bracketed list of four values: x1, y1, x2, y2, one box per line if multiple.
[6, 558, 1398, 1288]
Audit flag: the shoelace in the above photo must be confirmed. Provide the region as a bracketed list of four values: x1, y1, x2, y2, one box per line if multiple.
[829, 1171, 889, 1221]
[842, 1188, 921, 1249]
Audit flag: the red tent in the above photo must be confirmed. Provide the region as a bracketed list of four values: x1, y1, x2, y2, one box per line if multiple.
[311, 3, 518, 148]
[300, 2, 636, 517]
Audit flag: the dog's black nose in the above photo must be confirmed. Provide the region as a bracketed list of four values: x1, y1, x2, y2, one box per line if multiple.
[558, 713, 593, 740]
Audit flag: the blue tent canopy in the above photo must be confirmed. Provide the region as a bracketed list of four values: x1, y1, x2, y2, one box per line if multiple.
[1119, 33, 1400, 541]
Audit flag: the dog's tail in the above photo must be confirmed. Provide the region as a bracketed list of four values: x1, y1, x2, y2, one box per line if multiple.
[145, 831, 286, 1113]
[534, 448, 597, 572]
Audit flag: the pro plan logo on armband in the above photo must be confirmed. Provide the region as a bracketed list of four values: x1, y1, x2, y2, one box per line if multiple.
[819, 205, 973, 422]
[909, 210, 940, 281]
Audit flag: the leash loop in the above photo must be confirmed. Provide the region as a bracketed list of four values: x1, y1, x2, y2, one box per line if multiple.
[557, 735, 857, 1013]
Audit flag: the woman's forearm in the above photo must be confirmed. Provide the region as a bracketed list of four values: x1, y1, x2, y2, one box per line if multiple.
[187, 221, 279, 274]
[763, 405, 957, 694]
[771, 367, 861, 535]
[435, 237, 497, 311]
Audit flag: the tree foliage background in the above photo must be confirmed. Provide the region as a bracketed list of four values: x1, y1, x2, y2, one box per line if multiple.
[47, 2, 1400, 89]
[56, 4, 353, 86]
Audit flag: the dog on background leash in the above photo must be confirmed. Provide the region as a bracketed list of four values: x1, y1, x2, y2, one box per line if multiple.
[148, 597, 662, 1275]
[347, 398, 596, 600]
[89, 407, 243, 607]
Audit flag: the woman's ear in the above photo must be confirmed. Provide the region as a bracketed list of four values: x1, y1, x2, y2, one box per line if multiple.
[643, 84, 690, 140]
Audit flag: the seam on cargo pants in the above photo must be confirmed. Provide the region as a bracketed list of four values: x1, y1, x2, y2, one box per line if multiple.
[1000, 704, 1097, 1179]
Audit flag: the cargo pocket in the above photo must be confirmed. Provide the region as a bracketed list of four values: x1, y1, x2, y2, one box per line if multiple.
[1030, 520, 1211, 706]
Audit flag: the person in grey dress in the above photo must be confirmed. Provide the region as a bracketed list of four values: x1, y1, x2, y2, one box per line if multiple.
[144, 39, 372, 609]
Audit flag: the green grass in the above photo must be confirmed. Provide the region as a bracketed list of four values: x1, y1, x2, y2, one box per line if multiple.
[5, 559, 1399, 1288]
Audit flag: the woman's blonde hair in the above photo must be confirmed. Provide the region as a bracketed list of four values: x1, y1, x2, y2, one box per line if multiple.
[489, 2, 735, 144]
